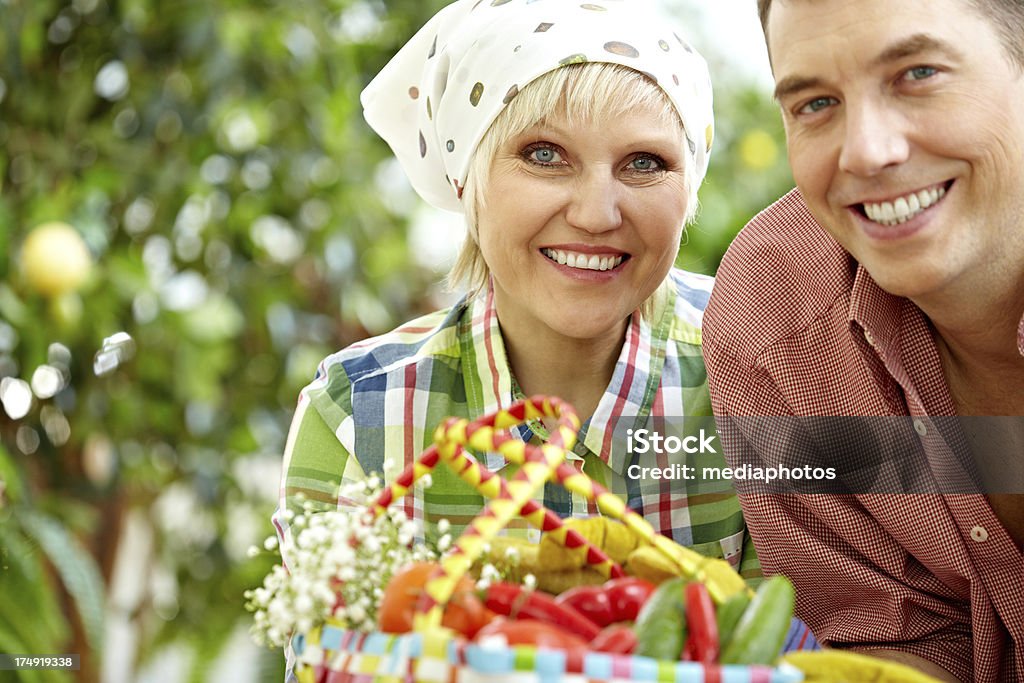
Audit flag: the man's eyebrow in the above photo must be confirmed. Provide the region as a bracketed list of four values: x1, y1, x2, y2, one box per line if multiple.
[772, 76, 824, 103]
[871, 33, 964, 67]
[772, 34, 964, 103]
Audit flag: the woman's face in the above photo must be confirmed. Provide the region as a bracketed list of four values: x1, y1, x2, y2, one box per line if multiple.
[478, 101, 689, 345]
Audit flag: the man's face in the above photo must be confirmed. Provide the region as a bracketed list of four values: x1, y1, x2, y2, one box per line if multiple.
[768, 0, 1024, 303]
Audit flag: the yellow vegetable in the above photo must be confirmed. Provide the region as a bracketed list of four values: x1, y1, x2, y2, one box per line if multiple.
[538, 517, 641, 570]
[626, 538, 748, 604]
[783, 650, 948, 683]
[624, 544, 680, 584]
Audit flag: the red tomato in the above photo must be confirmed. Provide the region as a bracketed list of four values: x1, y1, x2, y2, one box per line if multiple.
[378, 562, 492, 638]
[555, 585, 614, 627]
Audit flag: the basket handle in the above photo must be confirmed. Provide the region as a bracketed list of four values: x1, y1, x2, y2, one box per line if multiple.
[412, 396, 581, 630]
[370, 400, 625, 580]
[372, 395, 746, 629]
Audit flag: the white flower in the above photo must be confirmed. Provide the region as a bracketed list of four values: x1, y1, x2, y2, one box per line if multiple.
[347, 603, 366, 623]
[480, 564, 501, 582]
[245, 476, 444, 648]
[294, 594, 313, 614]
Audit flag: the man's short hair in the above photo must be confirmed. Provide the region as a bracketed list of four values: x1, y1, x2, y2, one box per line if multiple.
[756, 0, 1024, 69]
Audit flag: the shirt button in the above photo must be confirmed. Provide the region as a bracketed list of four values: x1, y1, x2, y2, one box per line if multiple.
[970, 526, 988, 542]
[913, 418, 928, 436]
[864, 330, 876, 346]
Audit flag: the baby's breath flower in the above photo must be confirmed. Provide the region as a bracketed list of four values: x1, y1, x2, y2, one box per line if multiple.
[522, 574, 537, 590]
[437, 534, 452, 552]
[245, 475, 443, 648]
[480, 563, 500, 582]
[347, 603, 367, 623]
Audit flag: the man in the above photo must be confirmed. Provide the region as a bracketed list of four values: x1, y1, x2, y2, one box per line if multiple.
[702, 0, 1024, 680]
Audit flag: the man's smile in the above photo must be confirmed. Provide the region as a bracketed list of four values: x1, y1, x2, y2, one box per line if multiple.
[849, 180, 953, 227]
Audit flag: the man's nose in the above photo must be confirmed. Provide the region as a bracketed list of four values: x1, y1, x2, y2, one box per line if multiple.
[565, 170, 622, 234]
[838, 101, 910, 177]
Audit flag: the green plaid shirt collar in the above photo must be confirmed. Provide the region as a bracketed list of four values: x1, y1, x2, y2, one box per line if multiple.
[459, 276, 690, 476]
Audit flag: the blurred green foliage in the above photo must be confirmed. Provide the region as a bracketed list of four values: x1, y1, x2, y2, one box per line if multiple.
[0, 0, 793, 681]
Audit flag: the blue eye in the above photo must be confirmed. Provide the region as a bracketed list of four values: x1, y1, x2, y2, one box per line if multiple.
[905, 65, 937, 81]
[630, 155, 663, 171]
[525, 145, 562, 164]
[798, 96, 837, 115]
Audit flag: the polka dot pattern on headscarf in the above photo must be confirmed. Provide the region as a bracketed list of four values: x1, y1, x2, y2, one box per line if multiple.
[361, 0, 714, 213]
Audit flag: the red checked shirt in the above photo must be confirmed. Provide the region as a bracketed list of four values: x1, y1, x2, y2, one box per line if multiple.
[703, 189, 1024, 682]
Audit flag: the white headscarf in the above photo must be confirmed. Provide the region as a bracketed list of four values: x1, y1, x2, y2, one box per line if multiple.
[361, 0, 714, 213]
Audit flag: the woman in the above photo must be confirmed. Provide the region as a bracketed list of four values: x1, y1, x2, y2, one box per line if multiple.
[275, 0, 757, 579]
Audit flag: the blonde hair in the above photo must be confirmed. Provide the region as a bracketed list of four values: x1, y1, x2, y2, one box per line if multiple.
[447, 63, 698, 306]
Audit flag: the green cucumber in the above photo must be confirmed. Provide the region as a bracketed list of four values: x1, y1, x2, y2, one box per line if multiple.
[633, 577, 687, 660]
[719, 575, 795, 666]
[715, 590, 751, 650]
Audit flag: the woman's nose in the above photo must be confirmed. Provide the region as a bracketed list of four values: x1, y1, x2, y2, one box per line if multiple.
[565, 170, 622, 234]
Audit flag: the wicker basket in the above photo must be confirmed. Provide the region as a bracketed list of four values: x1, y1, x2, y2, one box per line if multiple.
[293, 396, 804, 683]
[292, 622, 804, 683]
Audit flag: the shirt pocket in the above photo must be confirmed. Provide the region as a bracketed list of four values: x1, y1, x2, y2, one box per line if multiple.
[688, 528, 746, 570]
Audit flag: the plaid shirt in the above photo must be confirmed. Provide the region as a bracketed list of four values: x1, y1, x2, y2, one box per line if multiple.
[275, 268, 759, 578]
[703, 189, 1024, 682]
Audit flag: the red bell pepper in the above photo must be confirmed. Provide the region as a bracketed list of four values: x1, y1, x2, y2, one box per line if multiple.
[555, 585, 614, 627]
[483, 582, 602, 640]
[684, 581, 720, 664]
[589, 623, 638, 655]
[476, 618, 589, 672]
[603, 577, 656, 622]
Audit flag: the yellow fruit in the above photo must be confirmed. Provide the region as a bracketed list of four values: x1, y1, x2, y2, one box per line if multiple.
[20, 222, 93, 296]
[738, 129, 779, 170]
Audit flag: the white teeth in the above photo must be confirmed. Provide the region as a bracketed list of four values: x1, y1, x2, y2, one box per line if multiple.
[863, 185, 946, 227]
[541, 248, 624, 272]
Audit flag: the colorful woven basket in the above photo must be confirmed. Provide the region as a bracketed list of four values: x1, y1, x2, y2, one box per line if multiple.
[292, 396, 803, 683]
[292, 622, 804, 683]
